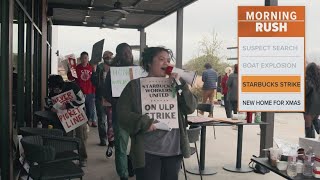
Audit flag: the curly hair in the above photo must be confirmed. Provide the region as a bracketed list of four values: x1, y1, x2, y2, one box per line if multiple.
[140, 47, 174, 72]
[306, 62, 320, 90]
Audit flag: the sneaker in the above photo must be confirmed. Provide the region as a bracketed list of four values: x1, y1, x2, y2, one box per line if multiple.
[92, 121, 97, 127]
[87, 121, 92, 127]
[106, 145, 113, 158]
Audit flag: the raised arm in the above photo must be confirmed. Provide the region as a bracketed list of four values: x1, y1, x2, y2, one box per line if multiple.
[91, 64, 100, 87]
[177, 79, 197, 115]
[65, 83, 85, 109]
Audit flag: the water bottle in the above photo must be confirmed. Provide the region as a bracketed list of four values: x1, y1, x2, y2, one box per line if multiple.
[37, 121, 42, 128]
[287, 149, 298, 178]
[254, 112, 261, 123]
[303, 146, 315, 177]
[296, 160, 303, 174]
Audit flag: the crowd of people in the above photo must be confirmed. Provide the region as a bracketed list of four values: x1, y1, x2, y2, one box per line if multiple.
[47, 43, 198, 180]
[46, 42, 320, 180]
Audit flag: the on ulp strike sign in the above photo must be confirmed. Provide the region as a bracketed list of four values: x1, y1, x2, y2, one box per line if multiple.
[238, 6, 305, 112]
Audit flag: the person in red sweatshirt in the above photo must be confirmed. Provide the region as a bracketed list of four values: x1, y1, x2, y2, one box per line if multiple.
[68, 51, 97, 127]
[221, 66, 232, 118]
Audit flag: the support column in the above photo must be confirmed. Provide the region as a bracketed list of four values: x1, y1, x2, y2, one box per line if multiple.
[260, 0, 278, 157]
[176, 8, 183, 69]
[139, 28, 146, 60]
[41, 0, 48, 110]
[25, 0, 34, 127]
[0, 0, 14, 179]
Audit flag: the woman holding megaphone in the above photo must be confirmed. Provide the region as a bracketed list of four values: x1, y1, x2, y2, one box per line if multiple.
[117, 47, 197, 180]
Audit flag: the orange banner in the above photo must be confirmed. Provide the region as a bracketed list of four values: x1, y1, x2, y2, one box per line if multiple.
[242, 76, 301, 92]
[238, 6, 305, 37]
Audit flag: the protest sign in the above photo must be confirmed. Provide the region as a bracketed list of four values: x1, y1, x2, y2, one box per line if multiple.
[238, 6, 305, 112]
[51, 90, 88, 132]
[56, 105, 88, 133]
[90, 39, 104, 65]
[65, 54, 77, 78]
[51, 90, 77, 106]
[110, 66, 147, 97]
[140, 77, 178, 130]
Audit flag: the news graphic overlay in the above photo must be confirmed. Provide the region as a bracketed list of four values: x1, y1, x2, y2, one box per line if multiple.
[140, 77, 179, 130]
[238, 6, 305, 112]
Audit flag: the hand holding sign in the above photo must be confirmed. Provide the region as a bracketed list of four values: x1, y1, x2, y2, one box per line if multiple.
[147, 124, 157, 132]
[90, 39, 105, 65]
[154, 122, 172, 131]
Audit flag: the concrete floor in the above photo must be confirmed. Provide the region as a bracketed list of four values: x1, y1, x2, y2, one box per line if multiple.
[82, 105, 305, 180]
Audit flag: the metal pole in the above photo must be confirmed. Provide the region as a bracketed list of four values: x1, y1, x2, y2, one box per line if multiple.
[265, 0, 278, 6]
[17, 7, 25, 128]
[0, 0, 14, 179]
[25, 17, 34, 127]
[260, 0, 277, 157]
[139, 28, 146, 60]
[176, 8, 183, 69]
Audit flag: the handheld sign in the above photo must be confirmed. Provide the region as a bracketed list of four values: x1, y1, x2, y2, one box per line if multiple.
[140, 77, 179, 130]
[51, 90, 88, 132]
[65, 54, 77, 78]
[238, 6, 305, 112]
[90, 39, 105, 65]
[56, 105, 87, 133]
[110, 66, 147, 97]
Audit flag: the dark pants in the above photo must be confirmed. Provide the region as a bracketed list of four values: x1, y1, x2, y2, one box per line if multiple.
[223, 93, 232, 118]
[230, 100, 238, 114]
[305, 115, 320, 138]
[135, 153, 183, 180]
[96, 98, 107, 144]
[105, 106, 114, 143]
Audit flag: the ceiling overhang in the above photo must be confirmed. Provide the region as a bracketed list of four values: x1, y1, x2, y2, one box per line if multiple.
[48, 0, 198, 29]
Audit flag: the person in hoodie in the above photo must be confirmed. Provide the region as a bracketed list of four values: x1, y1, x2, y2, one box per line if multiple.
[221, 66, 232, 118]
[47, 74, 88, 167]
[68, 51, 97, 127]
[91, 51, 115, 150]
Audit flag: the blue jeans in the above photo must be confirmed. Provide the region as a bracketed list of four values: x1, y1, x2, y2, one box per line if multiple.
[85, 93, 96, 122]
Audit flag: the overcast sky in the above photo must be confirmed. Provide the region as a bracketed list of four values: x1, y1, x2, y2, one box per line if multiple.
[56, 0, 320, 65]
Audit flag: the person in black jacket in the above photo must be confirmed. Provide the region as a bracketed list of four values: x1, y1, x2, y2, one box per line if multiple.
[47, 74, 88, 166]
[91, 50, 115, 148]
[103, 43, 134, 180]
[304, 62, 320, 138]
